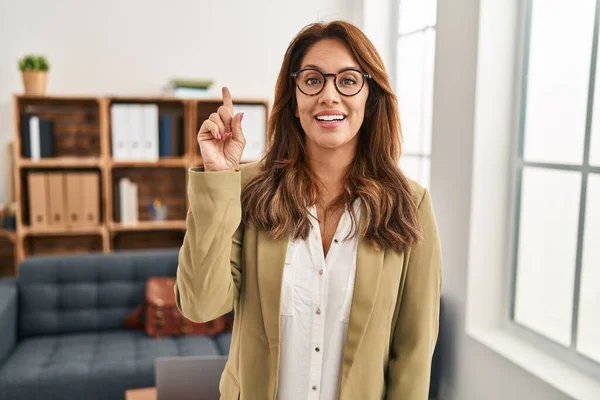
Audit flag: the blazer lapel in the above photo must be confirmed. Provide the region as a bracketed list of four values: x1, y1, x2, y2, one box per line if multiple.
[256, 229, 289, 348]
[339, 204, 385, 393]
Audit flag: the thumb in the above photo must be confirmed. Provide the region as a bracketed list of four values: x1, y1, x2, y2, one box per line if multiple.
[231, 112, 244, 141]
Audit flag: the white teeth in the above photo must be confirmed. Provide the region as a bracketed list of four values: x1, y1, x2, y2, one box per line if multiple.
[316, 115, 345, 121]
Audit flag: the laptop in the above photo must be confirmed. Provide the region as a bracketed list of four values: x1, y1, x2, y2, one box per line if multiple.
[155, 355, 228, 400]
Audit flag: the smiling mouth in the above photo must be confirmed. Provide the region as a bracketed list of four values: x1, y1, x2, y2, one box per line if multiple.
[314, 116, 347, 123]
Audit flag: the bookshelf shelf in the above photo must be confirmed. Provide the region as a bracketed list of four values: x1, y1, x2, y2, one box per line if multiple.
[7, 93, 270, 275]
[109, 220, 186, 232]
[0, 229, 16, 242]
[18, 157, 103, 168]
[111, 158, 188, 168]
[20, 225, 105, 237]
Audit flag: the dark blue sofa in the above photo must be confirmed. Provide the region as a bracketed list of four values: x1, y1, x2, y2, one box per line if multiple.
[0, 249, 231, 400]
[0, 248, 443, 400]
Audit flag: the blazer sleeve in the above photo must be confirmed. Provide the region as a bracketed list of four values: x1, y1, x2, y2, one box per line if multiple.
[174, 167, 245, 323]
[386, 188, 443, 399]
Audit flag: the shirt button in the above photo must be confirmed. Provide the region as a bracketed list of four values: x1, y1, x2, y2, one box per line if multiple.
[334, 238, 339, 243]
[312, 385, 317, 391]
[319, 269, 323, 275]
[315, 347, 320, 352]
[316, 308, 321, 315]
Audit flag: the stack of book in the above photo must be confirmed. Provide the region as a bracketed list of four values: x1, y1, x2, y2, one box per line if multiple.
[110, 104, 184, 160]
[163, 78, 214, 98]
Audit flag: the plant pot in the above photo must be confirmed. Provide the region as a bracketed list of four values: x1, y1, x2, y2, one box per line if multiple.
[21, 71, 48, 95]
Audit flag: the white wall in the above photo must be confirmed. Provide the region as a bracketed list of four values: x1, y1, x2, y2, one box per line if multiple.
[0, 0, 360, 204]
[361, 0, 394, 74]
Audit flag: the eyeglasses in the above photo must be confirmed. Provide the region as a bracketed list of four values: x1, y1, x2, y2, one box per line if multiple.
[290, 68, 372, 97]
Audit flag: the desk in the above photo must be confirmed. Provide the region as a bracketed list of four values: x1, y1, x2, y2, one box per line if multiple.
[125, 387, 157, 400]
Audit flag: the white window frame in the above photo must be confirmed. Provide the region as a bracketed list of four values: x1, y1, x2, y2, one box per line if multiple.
[508, 0, 600, 381]
[465, 0, 600, 399]
[391, 0, 437, 188]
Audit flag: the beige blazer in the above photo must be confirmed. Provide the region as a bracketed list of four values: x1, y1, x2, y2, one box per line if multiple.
[175, 161, 442, 400]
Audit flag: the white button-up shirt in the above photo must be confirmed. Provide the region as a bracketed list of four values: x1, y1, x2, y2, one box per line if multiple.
[277, 200, 361, 400]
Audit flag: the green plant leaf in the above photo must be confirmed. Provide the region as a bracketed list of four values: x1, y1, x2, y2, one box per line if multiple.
[18, 55, 50, 71]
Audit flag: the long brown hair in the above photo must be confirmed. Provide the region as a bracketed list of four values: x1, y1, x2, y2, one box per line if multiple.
[242, 20, 422, 252]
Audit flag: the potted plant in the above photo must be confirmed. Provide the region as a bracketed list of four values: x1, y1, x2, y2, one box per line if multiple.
[18, 54, 50, 95]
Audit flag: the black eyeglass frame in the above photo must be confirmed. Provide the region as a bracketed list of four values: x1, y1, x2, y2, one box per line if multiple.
[290, 68, 372, 97]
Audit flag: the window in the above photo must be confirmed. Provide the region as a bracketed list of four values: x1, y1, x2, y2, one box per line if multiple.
[395, 0, 437, 189]
[512, 0, 600, 371]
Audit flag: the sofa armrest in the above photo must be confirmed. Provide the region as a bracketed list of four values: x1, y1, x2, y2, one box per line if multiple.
[0, 278, 18, 366]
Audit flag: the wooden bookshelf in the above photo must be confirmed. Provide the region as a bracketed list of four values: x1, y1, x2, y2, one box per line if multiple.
[7, 94, 270, 275]
[0, 229, 16, 277]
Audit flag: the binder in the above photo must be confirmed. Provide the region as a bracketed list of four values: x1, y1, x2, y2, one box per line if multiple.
[159, 114, 173, 157]
[142, 104, 159, 161]
[233, 104, 266, 161]
[65, 172, 83, 226]
[111, 104, 129, 160]
[20, 116, 54, 158]
[80, 172, 100, 225]
[129, 104, 143, 160]
[29, 116, 41, 161]
[28, 172, 49, 227]
[21, 114, 32, 157]
[159, 113, 184, 156]
[39, 119, 54, 158]
[119, 178, 131, 224]
[47, 173, 66, 226]
[171, 115, 184, 156]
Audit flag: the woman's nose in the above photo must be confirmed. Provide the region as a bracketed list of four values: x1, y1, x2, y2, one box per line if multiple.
[319, 77, 340, 104]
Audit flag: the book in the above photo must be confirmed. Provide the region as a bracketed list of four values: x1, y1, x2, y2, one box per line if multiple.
[168, 78, 213, 89]
[167, 87, 212, 98]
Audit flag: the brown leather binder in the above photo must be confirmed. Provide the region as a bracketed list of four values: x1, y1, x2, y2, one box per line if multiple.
[27, 172, 49, 227]
[65, 172, 83, 226]
[47, 173, 66, 227]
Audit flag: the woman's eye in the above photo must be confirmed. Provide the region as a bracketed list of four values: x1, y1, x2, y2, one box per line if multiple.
[306, 78, 321, 86]
[342, 79, 357, 86]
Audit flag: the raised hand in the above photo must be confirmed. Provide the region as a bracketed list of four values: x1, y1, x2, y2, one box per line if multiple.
[197, 87, 246, 171]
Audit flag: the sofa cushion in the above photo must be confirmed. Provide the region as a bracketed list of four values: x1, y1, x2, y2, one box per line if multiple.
[18, 249, 180, 338]
[0, 330, 224, 400]
[215, 332, 232, 355]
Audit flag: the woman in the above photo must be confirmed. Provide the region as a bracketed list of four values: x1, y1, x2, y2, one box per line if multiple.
[175, 20, 442, 400]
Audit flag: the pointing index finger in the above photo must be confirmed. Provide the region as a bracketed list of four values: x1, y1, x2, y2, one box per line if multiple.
[222, 87, 233, 112]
